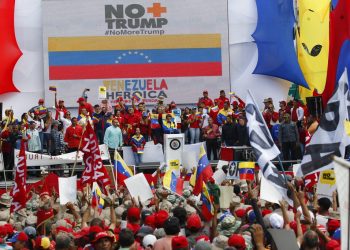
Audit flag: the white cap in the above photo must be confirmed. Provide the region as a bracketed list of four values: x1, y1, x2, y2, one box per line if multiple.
[269, 213, 284, 229]
[143, 234, 157, 248]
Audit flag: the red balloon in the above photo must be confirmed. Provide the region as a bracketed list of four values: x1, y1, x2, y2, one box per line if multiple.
[323, 0, 350, 106]
[0, 0, 22, 95]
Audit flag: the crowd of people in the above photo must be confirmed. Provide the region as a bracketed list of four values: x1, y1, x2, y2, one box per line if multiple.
[0, 89, 317, 175]
[0, 90, 343, 250]
[0, 164, 341, 250]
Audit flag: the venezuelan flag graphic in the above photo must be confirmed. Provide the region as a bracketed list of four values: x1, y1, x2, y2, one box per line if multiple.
[48, 34, 222, 80]
[238, 162, 255, 180]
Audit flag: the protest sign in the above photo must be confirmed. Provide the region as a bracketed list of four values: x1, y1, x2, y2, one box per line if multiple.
[98, 86, 107, 99]
[124, 173, 153, 203]
[316, 170, 337, 200]
[168, 159, 180, 172]
[213, 169, 226, 185]
[227, 161, 240, 180]
[260, 175, 283, 204]
[182, 151, 197, 173]
[219, 186, 234, 209]
[58, 176, 77, 205]
[123, 142, 164, 165]
[14, 144, 109, 166]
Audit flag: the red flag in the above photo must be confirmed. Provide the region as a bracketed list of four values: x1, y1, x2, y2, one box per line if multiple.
[80, 123, 111, 188]
[0, 0, 22, 94]
[10, 140, 27, 213]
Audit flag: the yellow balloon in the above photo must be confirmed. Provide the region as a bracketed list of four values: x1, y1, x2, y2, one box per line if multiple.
[297, 0, 330, 101]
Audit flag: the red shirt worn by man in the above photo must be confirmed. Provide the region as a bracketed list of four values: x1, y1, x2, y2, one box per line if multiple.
[77, 97, 94, 117]
[198, 90, 214, 108]
[215, 90, 230, 109]
[64, 124, 83, 149]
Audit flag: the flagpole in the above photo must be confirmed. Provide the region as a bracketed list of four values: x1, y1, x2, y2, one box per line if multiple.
[108, 148, 117, 190]
[277, 155, 288, 184]
[71, 124, 87, 177]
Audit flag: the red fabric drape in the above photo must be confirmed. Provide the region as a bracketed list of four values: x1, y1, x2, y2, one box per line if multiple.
[322, 0, 350, 106]
[0, 0, 21, 95]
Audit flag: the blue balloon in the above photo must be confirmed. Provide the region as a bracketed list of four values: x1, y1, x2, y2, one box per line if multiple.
[252, 0, 309, 89]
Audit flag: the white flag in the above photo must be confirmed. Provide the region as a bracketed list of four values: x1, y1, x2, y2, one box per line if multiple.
[297, 69, 350, 176]
[246, 90, 280, 163]
[333, 156, 350, 250]
[246, 90, 290, 203]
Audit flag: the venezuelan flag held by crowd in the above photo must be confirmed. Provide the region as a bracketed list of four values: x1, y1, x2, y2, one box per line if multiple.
[91, 182, 104, 214]
[114, 151, 133, 186]
[163, 170, 184, 196]
[191, 145, 213, 195]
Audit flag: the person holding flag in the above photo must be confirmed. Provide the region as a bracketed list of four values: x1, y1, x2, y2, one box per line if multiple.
[163, 170, 184, 196]
[114, 151, 133, 186]
[191, 145, 213, 196]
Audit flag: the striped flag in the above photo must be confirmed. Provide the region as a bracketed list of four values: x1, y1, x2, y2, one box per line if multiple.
[49, 86, 57, 91]
[201, 182, 214, 221]
[114, 151, 133, 186]
[150, 181, 155, 194]
[192, 145, 213, 195]
[238, 162, 255, 180]
[48, 34, 222, 80]
[92, 182, 104, 214]
[163, 170, 184, 196]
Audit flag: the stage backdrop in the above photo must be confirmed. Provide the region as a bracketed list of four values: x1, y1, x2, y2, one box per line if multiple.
[42, 0, 230, 107]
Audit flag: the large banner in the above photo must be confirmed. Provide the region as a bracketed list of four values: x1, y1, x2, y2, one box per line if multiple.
[14, 145, 110, 167]
[42, 0, 230, 106]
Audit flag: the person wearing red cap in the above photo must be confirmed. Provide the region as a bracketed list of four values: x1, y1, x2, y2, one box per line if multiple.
[54, 92, 67, 120]
[8, 231, 29, 250]
[228, 234, 246, 250]
[28, 99, 48, 121]
[77, 97, 94, 117]
[127, 207, 141, 234]
[197, 90, 214, 109]
[92, 232, 115, 250]
[214, 90, 230, 109]
[171, 236, 189, 250]
[186, 214, 206, 248]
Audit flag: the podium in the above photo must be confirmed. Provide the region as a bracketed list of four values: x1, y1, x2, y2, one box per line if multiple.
[164, 134, 185, 165]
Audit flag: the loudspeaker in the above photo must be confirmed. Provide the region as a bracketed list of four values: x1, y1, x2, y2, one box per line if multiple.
[306, 96, 323, 118]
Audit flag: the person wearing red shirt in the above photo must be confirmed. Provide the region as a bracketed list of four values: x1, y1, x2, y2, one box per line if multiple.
[54, 92, 67, 120]
[77, 97, 94, 117]
[114, 109, 125, 130]
[139, 112, 151, 141]
[263, 104, 279, 130]
[209, 100, 220, 126]
[214, 90, 230, 109]
[197, 90, 214, 108]
[64, 117, 83, 152]
[124, 107, 141, 142]
[188, 108, 202, 144]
